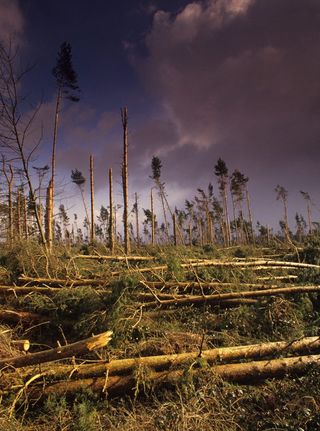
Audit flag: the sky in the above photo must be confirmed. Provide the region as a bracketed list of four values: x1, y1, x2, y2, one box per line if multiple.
[1, 0, 320, 232]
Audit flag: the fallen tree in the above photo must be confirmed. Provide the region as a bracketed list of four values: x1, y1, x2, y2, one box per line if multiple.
[14, 335, 320, 382]
[141, 285, 320, 309]
[18, 275, 109, 287]
[25, 353, 320, 399]
[0, 309, 50, 326]
[0, 330, 113, 369]
[71, 255, 156, 262]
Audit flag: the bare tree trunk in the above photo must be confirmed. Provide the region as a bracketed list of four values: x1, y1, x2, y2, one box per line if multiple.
[89, 155, 95, 243]
[158, 183, 170, 242]
[51, 86, 61, 224]
[121, 107, 130, 254]
[173, 213, 177, 246]
[23, 194, 28, 239]
[108, 168, 114, 254]
[135, 192, 140, 247]
[151, 188, 155, 246]
[307, 202, 312, 235]
[231, 194, 238, 245]
[245, 186, 255, 245]
[223, 186, 231, 246]
[2, 160, 14, 246]
[16, 189, 21, 240]
[45, 180, 53, 251]
[188, 223, 192, 246]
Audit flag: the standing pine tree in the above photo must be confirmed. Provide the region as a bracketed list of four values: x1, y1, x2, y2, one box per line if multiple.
[214, 158, 231, 246]
[275, 185, 290, 242]
[51, 42, 80, 222]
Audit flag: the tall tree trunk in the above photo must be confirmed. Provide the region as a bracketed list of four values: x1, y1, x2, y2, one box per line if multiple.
[108, 168, 114, 254]
[45, 180, 53, 251]
[89, 155, 95, 243]
[23, 194, 28, 240]
[2, 161, 14, 246]
[121, 107, 130, 254]
[173, 213, 177, 246]
[222, 185, 231, 246]
[135, 192, 140, 247]
[231, 194, 238, 245]
[16, 189, 21, 240]
[158, 183, 170, 242]
[245, 186, 255, 245]
[307, 202, 312, 235]
[151, 188, 155, 246]
[188, 223, 192, 246]
[283, 200, 290, 243]
[51, 86, 61, 222]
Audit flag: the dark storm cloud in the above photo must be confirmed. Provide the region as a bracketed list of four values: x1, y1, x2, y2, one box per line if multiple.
[128, 0, 320, 223]
[0, 0, 24, 44]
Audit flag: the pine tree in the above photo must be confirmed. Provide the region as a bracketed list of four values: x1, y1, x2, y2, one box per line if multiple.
[51, 42, 80, 229]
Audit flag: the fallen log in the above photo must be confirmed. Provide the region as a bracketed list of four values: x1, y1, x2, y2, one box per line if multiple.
[71, 255, 156, 262]
[111, 258, 320, 276]
[26, 353, 320, 399]
[142, 285, 320, 309]
[18, 276, 109, 287]
[256, 275, 298, 281]
[0, 330, 113, 369]
[0, 309, 50, 326]
[11, 340, 30, 352]
[136, 293, 259, 306]
[141, 281, 292, 292]
[17, 336, 320, 382]
[0, 286, 61, 295]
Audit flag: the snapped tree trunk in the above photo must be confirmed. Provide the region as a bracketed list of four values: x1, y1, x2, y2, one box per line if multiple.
[25, 353, 320, 400]
[135, 192, 140, 247]
[2, 160, 14, 246]
[121, 107, 130, 254]
[0, 330, 113, 369]
[151, 188, 156, 246]
[45, 180, 53, 251]
[108, 168, 114, 253]
[50, 86, 61, 233]
[90, 154, 95, 243]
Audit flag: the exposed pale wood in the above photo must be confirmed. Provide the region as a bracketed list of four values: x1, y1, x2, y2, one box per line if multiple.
[45, 180, 53, 250]
[18, 276, 107, 287]
[0, 330, 113, 369]
[0, 309, 49, 325]
[121, 106, 130, 254]
[109, 167, 114, 253]
[11, 340, 30, 352]
[0, 286, 63, 295]
[142, 285, 320, 309]
[72, 255, 155, 261]
[18, 336, 320, 382]
[26, 353, 320, 399]
[89, 154, 95, 243]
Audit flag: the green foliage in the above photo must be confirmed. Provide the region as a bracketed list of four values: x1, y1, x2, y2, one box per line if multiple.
[53, 41, 80, 101]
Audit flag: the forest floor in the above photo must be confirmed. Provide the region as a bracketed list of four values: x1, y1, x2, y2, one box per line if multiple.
[0, 240, 320, 430]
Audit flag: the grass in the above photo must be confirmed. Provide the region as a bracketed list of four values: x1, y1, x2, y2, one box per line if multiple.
[0, 241, 320, 429]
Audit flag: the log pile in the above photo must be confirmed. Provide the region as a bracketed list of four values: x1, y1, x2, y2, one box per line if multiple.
[1, 335, 320, 402]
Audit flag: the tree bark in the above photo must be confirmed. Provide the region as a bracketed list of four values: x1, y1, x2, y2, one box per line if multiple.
[25, 353, 320, 399]
[142, 285, 320, 309]
[0, 330, 112, 369]
[108, 168, 114, 253]
[135, 192, 140, 247]
[45, 180, 53, 251]
[90, 154, 95, 243]
[121, 107, 130, 254]
[151, 188, 155, 246]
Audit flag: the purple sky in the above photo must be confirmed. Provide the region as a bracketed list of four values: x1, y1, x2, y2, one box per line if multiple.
[1, 0, 320, 232]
